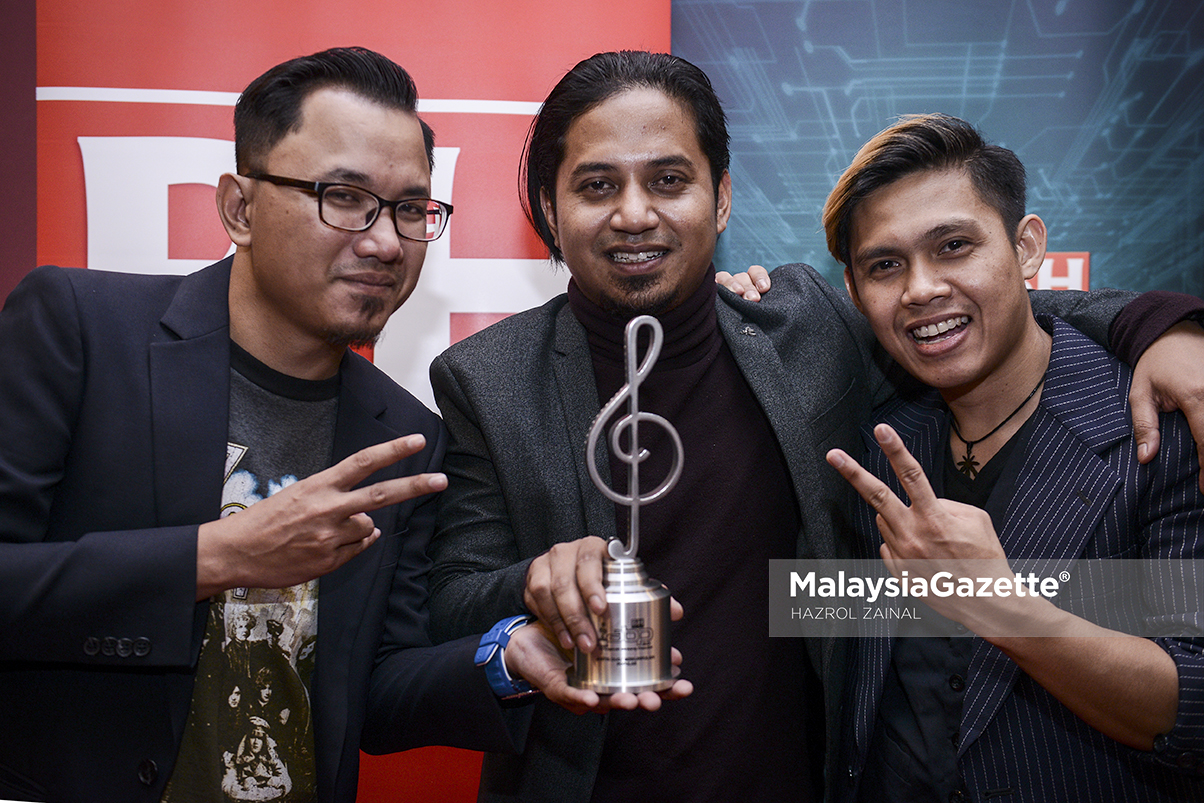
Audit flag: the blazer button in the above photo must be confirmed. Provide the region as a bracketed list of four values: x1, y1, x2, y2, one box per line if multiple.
[83, 637, 100, 656]
[116, 638, 134, 658]
[137, 758, 158, 786]
[1153, 734, 1169, 753]
[134, 637, 152, 657]
[102, 636, 117, 656]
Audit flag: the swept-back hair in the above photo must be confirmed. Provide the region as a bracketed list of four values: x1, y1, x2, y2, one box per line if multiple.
[823, 113, 1026, 267]
[521, 50, 730, 263]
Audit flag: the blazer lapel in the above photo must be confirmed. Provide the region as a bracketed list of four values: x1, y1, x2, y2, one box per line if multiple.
[551, 304, 619, 542]
[958, 319, 1128, 755]
[313, 355, 406, 783]
[317, 356, 395, 635]
[149, 259, 233, 526]
[716, 304, 835, 560]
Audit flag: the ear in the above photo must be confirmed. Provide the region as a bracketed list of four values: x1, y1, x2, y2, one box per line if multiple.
[715, 171, 732, 235]
[539, 187, 560, 251]
[217, 173, 253, 248]
[1015, 214, 1047, 283]
[843, 267, 865, 314]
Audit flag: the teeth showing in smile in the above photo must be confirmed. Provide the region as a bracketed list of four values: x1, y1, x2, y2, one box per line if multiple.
[609, 251, 667, 264]
[911, 315, 969, 341]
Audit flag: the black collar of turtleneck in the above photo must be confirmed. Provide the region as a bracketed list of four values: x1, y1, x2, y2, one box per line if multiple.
[565, 267, 719, 370]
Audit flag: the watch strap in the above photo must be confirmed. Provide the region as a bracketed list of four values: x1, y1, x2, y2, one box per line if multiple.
[476, 615, 538, 698]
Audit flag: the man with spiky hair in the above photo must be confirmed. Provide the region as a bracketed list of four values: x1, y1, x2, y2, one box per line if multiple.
[824, 113, 1204, 802]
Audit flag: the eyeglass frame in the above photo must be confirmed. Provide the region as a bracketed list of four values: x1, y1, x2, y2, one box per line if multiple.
[241, 172, 454, 242]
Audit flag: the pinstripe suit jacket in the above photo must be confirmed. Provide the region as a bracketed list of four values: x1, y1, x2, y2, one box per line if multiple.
[842, 317, 1204, 802]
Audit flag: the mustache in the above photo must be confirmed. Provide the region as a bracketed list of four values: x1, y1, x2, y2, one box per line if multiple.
[332, 266, 399, 286]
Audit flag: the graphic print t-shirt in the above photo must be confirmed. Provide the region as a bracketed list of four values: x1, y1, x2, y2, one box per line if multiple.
[163, 345, 339, 803]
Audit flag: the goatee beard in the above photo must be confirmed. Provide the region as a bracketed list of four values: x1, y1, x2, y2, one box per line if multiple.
[323, 295, 386, 350]
[600, 274, 676, 318]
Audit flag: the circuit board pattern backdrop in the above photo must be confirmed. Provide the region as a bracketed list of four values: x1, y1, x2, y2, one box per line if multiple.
[673, 0, 1203, 295]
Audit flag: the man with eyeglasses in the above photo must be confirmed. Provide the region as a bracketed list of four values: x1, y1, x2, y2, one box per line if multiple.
[0, 47, 614, 803]
[238, 173, 453, 246]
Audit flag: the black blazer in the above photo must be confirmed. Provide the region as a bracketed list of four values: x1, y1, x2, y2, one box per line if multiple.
[0, 259, 520, 802]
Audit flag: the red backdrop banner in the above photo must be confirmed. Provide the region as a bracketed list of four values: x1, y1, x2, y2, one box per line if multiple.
[36, 0, 671, 270]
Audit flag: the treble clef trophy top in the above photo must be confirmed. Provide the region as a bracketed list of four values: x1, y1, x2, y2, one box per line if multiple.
[586, 314, 684, 561]
[573, 314, 681, 694]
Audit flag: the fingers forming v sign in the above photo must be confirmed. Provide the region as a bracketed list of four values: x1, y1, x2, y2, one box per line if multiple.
[197, 434, 447, 598]
[826, 424, 1010, 626]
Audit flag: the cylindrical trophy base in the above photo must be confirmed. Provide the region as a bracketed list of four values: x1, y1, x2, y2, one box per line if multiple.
[569, 556, 673, 694]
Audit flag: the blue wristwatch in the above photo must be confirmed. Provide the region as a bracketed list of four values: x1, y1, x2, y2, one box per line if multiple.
[475, 615, 539, 699]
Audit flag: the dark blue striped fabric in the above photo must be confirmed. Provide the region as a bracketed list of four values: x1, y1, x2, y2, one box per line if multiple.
[841, 318, 1204, 802]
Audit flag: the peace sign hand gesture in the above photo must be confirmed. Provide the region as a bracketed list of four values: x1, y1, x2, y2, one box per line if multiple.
[826, 424, 1029, 634]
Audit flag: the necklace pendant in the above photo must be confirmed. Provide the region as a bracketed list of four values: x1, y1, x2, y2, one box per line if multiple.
[948, 375, 1045, 482]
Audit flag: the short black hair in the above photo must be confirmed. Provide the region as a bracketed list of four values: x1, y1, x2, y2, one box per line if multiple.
[823, 113, 1027, 267]
[521, 51, 730, 263]
[234, 46, 435, 173]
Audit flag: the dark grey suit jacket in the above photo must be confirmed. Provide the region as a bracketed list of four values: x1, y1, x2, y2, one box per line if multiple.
[0, 259, 521, 803]
[427, 263, 1131, 801]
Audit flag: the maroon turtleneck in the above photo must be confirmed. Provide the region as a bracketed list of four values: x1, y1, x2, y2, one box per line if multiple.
[568, 271, 819, 802]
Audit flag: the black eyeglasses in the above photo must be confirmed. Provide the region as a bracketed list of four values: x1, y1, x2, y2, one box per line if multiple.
[243, 172, 453, 242]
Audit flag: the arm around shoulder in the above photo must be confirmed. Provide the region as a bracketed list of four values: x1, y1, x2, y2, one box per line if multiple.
[1028, 286, 1136, 348]
[739, 263, 901, 408]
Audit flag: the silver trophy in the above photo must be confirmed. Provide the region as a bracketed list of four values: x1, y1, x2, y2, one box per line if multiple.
[571, 315, 682, 694]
